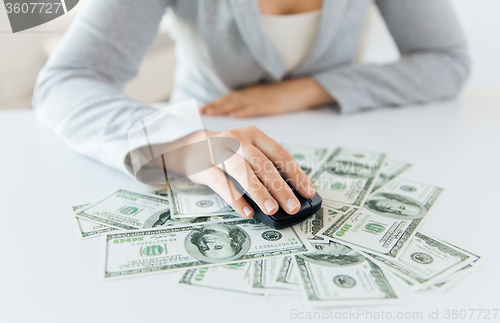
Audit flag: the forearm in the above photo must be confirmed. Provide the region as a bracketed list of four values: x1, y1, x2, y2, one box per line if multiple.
[313, 49, 470, 113]
[285, 77, 336, 110]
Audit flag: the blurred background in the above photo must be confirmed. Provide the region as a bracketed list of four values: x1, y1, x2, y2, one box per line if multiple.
[0, 0, 498, 111]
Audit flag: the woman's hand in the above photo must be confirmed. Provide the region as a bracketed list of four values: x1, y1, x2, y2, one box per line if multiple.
[165, 126, 316, 219]
[199, 77, 334, 118]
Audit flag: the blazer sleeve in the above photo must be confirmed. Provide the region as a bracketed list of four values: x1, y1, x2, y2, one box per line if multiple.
[32, 0, 200, 177]
[312, 0, 471, 114]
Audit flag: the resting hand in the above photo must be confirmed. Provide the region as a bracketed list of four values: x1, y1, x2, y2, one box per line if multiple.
[199, 77, 333, 118]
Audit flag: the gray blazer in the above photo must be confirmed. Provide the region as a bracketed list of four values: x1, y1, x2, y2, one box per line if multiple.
[32, 0, 470, 174]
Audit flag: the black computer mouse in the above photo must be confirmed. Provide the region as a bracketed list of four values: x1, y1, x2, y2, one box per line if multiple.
[227, 171, 322, 229]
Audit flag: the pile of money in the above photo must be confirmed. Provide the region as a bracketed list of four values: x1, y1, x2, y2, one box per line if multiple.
[69, 145, 483, 307]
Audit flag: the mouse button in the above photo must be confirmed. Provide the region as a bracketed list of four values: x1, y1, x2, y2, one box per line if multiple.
[267, 208, 293, 222]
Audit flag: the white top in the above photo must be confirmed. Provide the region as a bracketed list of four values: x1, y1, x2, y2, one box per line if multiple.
[260, 10, 322, 73]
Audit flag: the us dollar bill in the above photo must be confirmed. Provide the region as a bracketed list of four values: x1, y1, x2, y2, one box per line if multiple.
[431, 276, 464, 293]
[169, 176, 237, 218]
[294, 241, 403, 307]
[322, 202, 351, 213]
[71, 204, 119, 239]
[281, 144, 329, 175]
[273, 256, 300, 290]
[101, 219, 314, 280]
[178, 262, 265, 297]
[75, 189, 172, 230]
[296, 208, 343, 243]
[430, 260, 484, 293]
[371, 158, 412, 193]
[430, 247, 484, 292]
[71, 189, 239, 238]
[363, 232, 478, 290]
[320, 178, 443, 259]
[250, 258, 298, 294]
[310, 147, 387, 207]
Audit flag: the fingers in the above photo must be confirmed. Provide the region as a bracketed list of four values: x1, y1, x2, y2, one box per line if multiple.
[251, 130, 316, 198]
[246, 146, 301, 214]
[217, 153, 280, 216]
[195, 167, 254, 219]
[229, 102, 274, 118]
[200, 94, 244, 116]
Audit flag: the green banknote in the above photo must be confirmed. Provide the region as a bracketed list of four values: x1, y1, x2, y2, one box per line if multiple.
[296, 208, 343, 243]
[320, 178, 443, 258]
[310, 147, 387, 207]
[371, 158, 412, 193]
[364, 232, 479, 290]
[250, 258, 298, 294]
[71, 204, 119, 239]
[72, 188, 239, 238]
[281, 144, 329, 175]
[294, 241, 403, 307]
[76, 189, 172, 230]
[178, 262, 265, 297]
[169, 176, 236, 218]
[101, 219, 314, 279]
[273, 256, 300, 290]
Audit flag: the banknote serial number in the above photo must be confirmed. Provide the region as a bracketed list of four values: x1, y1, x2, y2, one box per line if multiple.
[5, 2, 63, 14]
[443, 309, 498, 320]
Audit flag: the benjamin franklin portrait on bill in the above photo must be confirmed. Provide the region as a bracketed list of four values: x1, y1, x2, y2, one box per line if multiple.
[143, 210, 175, 228]
[365, 192, 427, 220]
[185, 223, 250, 263]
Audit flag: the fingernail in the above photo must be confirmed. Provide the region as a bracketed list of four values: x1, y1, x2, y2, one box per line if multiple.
[306, 184, 316, 195]
[243, 206, 253, 218]
[286, 198, 300, 212]
[264, 199, 277, 213]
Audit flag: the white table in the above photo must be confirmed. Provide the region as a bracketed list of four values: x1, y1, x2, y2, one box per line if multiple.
[1, 93, 499, 323]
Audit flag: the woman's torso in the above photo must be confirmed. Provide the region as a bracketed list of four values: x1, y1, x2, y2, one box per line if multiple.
[166, 0, 370, 104]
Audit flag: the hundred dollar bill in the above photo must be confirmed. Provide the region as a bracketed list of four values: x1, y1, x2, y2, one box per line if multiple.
[319, 178, 443, 259]
[430, 248, 484, 292]
[70, 204, 119, 239]
[296, 208, 342, 243]
[101, 219, 314, 280]
[310, 147, 386, 207]
[430, 261, 484, 293]
[74, 209, 238, 238]
[322, 201, 351, 213]
[273, 256, 300, 290]
[281, 144, 329, 175]
[363, 232, 478, 290]
[178, 262, 265, 297]
[431, 276, 464, 293]
[250, 258, 298, 294]
[71, 189, 239, 238]
[169, 176, 237, 218]
[294, 241, 403, 307]
[371, 158, 412, 193]
[75, 189, 171, 230]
